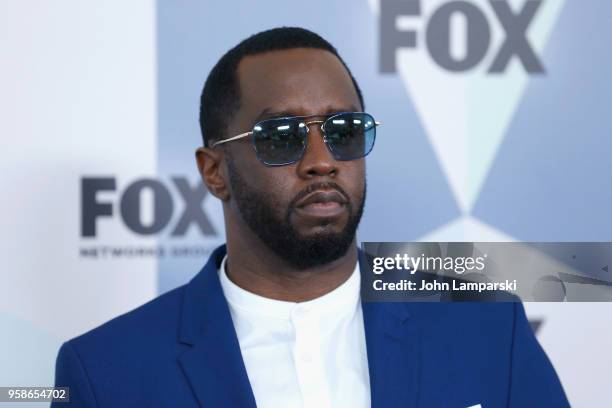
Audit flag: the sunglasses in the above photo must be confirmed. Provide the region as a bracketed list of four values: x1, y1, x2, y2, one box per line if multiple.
[211, 112, 380, 166]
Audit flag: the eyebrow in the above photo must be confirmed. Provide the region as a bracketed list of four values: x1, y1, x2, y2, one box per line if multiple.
[253, 105, 360, 122]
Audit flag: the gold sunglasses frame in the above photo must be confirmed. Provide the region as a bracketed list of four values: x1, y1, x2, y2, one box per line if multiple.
[211, 112, 381, 148]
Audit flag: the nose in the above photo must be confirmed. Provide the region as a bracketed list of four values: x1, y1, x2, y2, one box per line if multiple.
[295, 122, 338, 179]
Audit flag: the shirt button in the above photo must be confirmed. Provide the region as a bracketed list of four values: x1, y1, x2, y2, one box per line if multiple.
[293, 305, 310, 318]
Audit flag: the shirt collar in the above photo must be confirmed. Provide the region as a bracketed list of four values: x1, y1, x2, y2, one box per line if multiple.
[218, 254, 361, 321]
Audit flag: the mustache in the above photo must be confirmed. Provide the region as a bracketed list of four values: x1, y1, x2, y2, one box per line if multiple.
[288, 181, 351, 210]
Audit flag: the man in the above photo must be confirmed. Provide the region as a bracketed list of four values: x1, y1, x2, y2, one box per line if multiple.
[54, 27, 569, 407]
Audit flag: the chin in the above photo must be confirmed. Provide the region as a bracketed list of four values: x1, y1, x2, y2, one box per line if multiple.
[296, 221, 348, 237]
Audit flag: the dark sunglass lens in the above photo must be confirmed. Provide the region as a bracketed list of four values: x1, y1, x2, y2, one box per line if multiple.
[323, 113, 376, 160]
[252, 118, 307, 165]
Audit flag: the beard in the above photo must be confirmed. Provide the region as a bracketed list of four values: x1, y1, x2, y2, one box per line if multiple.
[226, 155, 366, 270]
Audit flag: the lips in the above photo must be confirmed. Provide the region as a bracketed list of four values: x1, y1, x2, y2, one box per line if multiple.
[296, 190, 347, 208]
[294, 189, 348, 219]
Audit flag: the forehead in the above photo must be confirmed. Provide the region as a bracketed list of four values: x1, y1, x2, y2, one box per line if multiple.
[235, 48, 361, 119]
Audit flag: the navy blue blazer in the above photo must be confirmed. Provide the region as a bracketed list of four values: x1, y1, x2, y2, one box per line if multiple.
[53, 244, 569, 407]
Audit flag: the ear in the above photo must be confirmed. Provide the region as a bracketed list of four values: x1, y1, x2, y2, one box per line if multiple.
[195, 147, 230, 201]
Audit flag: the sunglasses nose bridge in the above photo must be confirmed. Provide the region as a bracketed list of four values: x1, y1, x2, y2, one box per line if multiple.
[303, 119, 327, 139]
[297, 119, 337, 165]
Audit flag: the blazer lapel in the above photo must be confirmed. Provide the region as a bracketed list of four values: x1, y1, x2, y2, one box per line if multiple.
[360, 251, 421, 408]
[176, 245, 421, 407]
[178, 245, 257, 408]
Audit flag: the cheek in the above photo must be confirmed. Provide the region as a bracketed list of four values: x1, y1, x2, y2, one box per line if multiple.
[343, 162, 366, 197]
[240, 164, 297, 204]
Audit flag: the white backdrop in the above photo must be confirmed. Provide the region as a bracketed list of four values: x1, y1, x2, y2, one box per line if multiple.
[1, 1, 611, 406]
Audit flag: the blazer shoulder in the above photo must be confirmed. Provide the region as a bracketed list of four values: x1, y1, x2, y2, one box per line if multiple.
[68, 284, 187, 353]
[412, 300, 517, 323]
[408, 301, 519, 350]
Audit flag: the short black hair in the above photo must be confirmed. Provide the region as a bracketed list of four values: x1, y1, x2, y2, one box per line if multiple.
[199, 27, 365, 147]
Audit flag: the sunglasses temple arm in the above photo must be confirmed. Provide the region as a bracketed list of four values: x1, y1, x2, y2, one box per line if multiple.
[211, 131, 253, 147]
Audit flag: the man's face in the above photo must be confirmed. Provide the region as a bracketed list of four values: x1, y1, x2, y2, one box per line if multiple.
[223, 48, 366, 269]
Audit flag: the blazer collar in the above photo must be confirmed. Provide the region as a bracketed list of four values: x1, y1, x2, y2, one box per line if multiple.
[178, 244, 420, 408]
[178, 244, 257, 408]
[358, 249, 421, 408]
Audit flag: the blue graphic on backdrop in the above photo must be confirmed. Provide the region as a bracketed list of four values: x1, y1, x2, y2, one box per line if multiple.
[155, 0, 611, 294]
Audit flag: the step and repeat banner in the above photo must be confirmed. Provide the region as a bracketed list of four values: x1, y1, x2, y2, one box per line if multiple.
[1, 0, 611, 406]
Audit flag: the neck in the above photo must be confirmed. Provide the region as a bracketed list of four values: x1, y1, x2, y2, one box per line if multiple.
[224, 219, 358, 303]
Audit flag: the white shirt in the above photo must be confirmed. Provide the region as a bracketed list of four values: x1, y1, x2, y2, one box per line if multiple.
[218, 255, 371, 408]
